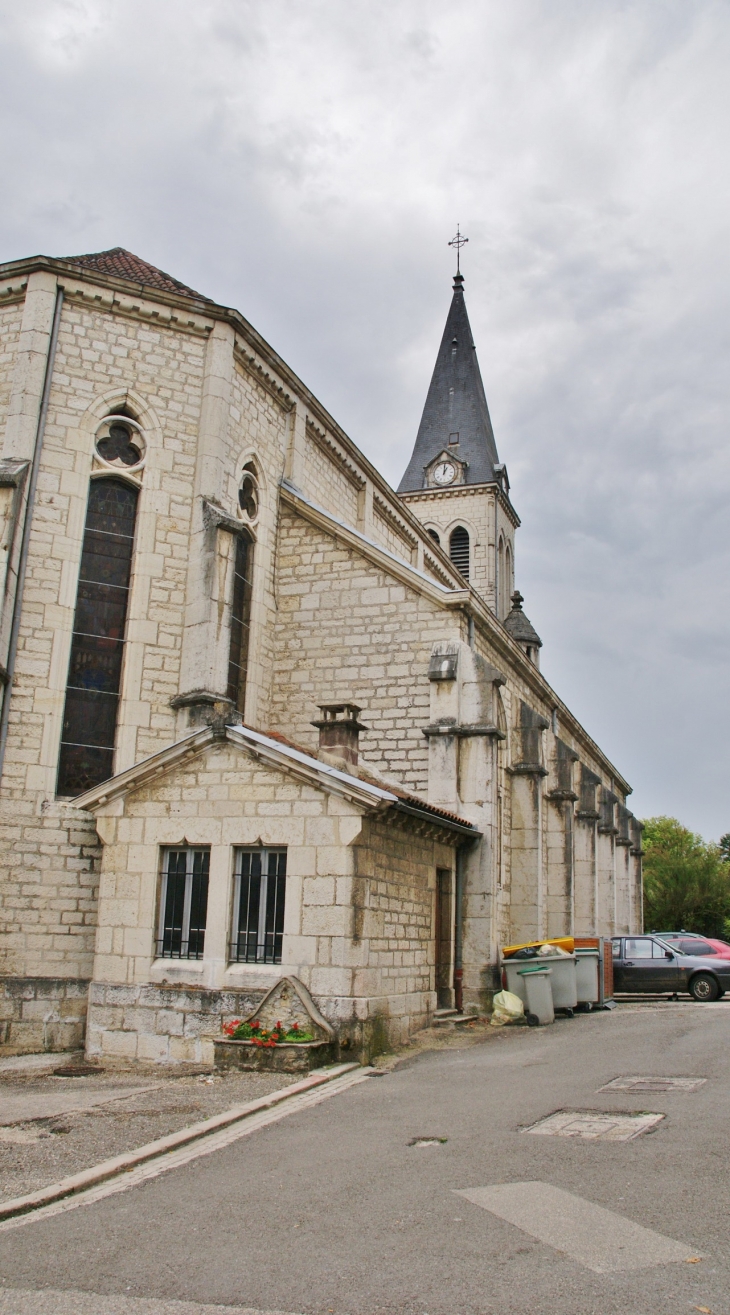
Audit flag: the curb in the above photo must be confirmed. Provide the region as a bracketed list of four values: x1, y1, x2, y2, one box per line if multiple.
[0, 1062, 365, 1222]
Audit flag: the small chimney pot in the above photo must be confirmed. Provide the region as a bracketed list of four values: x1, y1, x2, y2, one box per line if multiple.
[311, 703, 368, 768]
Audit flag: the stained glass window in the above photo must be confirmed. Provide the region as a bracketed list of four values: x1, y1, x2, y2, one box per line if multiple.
[56, 478, 138, 795]
[226, 532, 254, 713]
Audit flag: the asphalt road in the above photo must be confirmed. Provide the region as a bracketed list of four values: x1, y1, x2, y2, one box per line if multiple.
[1, 1000, 729, 1315]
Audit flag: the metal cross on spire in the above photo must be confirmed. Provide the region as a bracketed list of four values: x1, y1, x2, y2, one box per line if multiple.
[448, 224, 468, 275]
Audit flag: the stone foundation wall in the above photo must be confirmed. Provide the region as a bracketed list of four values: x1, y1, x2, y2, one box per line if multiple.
[0, 976, 90, 1054]
[86, 982, 267, 1066]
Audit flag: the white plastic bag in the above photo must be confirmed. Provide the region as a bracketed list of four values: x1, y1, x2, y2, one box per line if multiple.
[537, 942, 570, 956]
[490, 989, 525, 1026]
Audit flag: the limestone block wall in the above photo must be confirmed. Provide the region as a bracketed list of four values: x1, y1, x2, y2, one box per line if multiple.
[270, 506, 459, 794]
[85, 737, 455, 1062]
[0, 801, 100, 979]
[0, 976, 90, 1054]
[0, 298, 24, 423]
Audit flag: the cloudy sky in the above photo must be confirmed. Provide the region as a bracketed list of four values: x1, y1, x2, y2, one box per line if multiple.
[2, 0, 729, 838]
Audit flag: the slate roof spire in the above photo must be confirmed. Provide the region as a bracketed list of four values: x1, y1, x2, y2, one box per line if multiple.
[398, 271, 501, 492]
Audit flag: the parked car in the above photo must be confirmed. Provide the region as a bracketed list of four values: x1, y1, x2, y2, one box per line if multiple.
[612, 935, 730, 1001]
[652, 932, 730, 959]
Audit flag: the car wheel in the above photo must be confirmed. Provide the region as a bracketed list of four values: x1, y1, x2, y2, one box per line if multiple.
[689, 973, 720, 1002]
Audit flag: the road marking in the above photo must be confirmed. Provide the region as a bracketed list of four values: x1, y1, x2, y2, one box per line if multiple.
[524, 1109, 664, 1140]
[599, 1075, 706, 1093]
[455, 1181, 698, 1273]
[0, 1067, 371, 1235]
[0, 1289, 303, 1314]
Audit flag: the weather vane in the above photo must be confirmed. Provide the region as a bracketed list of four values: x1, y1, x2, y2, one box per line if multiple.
[448, 224, 468, 275]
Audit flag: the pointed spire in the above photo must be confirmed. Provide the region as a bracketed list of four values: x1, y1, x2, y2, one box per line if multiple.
[398, 272, 501, 492]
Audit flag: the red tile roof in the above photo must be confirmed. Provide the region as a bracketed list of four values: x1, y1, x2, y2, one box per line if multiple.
[60, 248, 210, 300]
[261, 728, 476, 832]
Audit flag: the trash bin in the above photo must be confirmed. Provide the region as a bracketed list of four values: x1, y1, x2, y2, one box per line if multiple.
[518, 966, 554, 1025]
[502, 957, 530, 1006]
[575, 948, 599, 1007]
[534, 953, 578, 1013]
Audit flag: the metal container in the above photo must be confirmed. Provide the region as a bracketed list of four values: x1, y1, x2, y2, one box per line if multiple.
[575, 948, 600, 1006]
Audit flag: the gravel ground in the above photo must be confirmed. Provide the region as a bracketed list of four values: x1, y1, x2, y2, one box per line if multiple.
[0, 1067, 298, 1203]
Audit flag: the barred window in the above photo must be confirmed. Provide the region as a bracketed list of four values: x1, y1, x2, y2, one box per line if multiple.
[57, 478, 139, 796]
[449, 525, 470, 580]
[226, 532, 254, 713]
[230, 848, 287, 964]
[156, 848, 210, 960]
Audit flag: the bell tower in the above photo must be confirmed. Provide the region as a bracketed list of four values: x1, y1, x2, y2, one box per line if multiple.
[397, 263, 519, 620]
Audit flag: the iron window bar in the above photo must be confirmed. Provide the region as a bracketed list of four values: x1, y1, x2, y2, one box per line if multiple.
[156, 847, 210, 959]
[230, 847, 287, 964]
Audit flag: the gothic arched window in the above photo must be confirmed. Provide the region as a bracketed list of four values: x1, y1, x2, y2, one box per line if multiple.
[57, 478, 139, 796]
[226, 530, 254, 713]
[427, 528, 440, 546]
[449, 526, 470, 581]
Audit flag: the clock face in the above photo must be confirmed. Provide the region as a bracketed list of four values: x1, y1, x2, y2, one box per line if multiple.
[433, 461, 456, 486]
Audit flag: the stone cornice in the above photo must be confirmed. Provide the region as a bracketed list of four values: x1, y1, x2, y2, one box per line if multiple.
[399, 480, 521, 529]
[305, 418, 365, 490]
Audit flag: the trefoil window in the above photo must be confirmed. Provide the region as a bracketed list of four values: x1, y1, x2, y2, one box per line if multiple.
[230, 847, 287, 964]
[156, 848, 210, 960]
[57, 478, 139, 796]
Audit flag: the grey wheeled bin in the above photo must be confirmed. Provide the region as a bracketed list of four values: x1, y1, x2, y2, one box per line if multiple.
[518, 966, 554, 1025]
[575, 948, 600, 1008]
[533, 953, 578, 1014]
[502, 957, 530, 1006]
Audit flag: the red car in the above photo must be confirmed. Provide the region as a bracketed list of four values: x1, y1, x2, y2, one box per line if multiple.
[654, 932, 730, 959]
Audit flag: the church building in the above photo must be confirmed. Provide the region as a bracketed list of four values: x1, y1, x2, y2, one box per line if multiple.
[0, 247, 642, 1063]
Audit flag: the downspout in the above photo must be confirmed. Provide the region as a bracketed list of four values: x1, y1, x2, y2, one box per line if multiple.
[0, 287, 64, 782]
[454, 843, 465, 1012]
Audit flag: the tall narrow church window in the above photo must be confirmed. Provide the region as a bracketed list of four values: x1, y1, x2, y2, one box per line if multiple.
[497, 536, 505, 615]
[57, 478, 138, 796]
[505, 543, 513, 607]
[449, 526, 470, 580]
[427, 528, 441, 546]
[226, 531, 254, 712]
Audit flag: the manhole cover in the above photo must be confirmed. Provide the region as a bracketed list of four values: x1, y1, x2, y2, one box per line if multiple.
[409, 1136, 447, 1147]
[598, 1076, 706, 1093]
[524, 1110, 665, 1141]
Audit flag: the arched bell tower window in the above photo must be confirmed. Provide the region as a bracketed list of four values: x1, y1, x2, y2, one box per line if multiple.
[449, 526, 470, 581]
[57, 478, 139, 795]
[226, 530, 254, 714]
[427, 528, 441, 546]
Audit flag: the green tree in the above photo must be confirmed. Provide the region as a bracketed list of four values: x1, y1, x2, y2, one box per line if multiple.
[720, 833, 730, 863]
[641, 816, 730, 939]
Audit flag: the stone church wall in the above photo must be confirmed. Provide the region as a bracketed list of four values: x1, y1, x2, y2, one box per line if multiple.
[270, 505, 461, 795]
[0, 298, 24, 424]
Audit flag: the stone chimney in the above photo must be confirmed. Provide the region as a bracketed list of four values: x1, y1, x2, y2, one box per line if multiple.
[311, 703, 367, 770]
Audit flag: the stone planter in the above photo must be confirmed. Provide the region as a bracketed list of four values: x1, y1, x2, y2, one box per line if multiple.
[214, 1037, 334, 1073]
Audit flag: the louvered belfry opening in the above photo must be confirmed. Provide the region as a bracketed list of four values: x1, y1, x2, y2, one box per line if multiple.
[226, 531, 254, 712]
[57, 478, 139, 796]
[449, 525, 470, 580]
